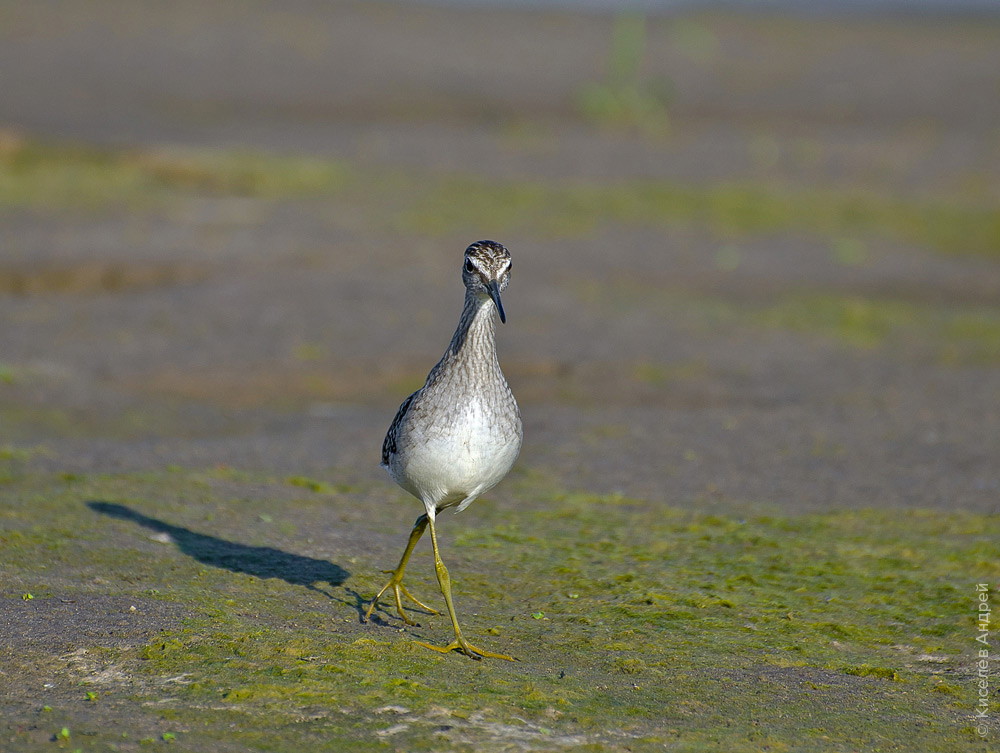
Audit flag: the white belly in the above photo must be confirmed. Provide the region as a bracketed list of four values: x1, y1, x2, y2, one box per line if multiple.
[389, 397, 522, 511]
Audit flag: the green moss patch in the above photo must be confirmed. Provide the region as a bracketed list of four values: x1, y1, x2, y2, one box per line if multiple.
[2, 138, 998, 258]
[578, 280, 1000, 364]
[401, 176, 1000, 258]
[0, 140, 350, 209]
[1, 470, 994, 750]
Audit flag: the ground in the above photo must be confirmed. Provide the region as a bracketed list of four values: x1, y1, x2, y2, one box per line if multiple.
[0, 2, 998, 751]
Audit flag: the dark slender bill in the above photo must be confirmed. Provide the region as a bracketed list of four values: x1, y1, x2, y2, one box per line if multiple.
[487, 280, 506, 324]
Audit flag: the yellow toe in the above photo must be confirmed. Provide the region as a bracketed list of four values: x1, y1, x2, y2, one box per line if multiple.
[414, 638, 516, 661]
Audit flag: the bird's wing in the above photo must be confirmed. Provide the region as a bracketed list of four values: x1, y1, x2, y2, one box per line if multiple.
[381, 391, 418, 467]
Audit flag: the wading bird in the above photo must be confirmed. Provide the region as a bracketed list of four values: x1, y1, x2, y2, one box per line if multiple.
[364, 240, 522, 660]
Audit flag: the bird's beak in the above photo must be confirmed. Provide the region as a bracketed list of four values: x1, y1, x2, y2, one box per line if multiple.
[487, 280, 506, 324]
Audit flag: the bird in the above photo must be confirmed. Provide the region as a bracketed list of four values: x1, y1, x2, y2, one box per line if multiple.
[363, 240, 522, 660]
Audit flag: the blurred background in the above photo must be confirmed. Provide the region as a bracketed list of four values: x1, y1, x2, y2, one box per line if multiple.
[1, 0, 998, 513]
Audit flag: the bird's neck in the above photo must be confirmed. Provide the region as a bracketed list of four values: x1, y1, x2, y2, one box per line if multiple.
[444, 291, 498, 365]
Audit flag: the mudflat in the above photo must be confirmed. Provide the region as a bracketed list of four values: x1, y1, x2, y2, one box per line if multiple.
[1, 3, 997, 750]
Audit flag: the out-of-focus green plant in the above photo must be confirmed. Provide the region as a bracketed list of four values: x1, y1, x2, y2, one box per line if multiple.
[576, 15, 671, 135]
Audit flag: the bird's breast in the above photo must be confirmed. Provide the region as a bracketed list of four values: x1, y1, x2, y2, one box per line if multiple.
[389, 389, 521, 506]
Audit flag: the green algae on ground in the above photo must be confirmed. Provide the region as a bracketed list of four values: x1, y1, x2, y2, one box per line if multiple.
[401, 176, 1000, 258]
[3, 138, 998, 259]
[0, 140, 350, 209]
[577, 278, 1000, 364]
[1, 469, 996, 751]
[749, 294, 1000, 357]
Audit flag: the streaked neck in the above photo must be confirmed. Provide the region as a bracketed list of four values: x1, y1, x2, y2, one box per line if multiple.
[446, 291, 498, 363]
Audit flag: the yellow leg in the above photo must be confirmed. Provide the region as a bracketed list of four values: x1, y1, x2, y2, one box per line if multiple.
[364, 514, 439, 626]
[413, 515, 516, 661]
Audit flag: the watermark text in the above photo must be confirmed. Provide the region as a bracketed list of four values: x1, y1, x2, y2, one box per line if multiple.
[974, 583, 991, 738]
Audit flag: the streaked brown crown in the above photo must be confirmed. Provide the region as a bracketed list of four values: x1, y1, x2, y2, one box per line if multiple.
[463, 240, 512, 291]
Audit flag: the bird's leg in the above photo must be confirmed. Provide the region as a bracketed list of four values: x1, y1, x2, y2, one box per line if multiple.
[413, 515, 516, 661]
[364, 514, 439, 625]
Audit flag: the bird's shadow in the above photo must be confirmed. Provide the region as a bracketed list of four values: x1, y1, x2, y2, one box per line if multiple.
[86, 501, 349, 595]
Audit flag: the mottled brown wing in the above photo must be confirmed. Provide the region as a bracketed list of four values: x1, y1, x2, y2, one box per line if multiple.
[381, 391, 417, 467]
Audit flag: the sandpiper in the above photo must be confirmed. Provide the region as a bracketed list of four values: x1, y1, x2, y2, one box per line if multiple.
[364, 240, 522, 660]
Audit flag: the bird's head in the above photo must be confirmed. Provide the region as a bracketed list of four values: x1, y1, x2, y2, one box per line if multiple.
[462, 240, 512, 324]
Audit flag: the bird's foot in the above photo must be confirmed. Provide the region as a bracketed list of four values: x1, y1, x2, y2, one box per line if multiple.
[414, 636, 517, 662]
[364, 571, 439, 626]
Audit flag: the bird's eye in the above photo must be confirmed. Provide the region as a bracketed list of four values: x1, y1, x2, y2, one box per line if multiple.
[465, 259, 475, 273]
